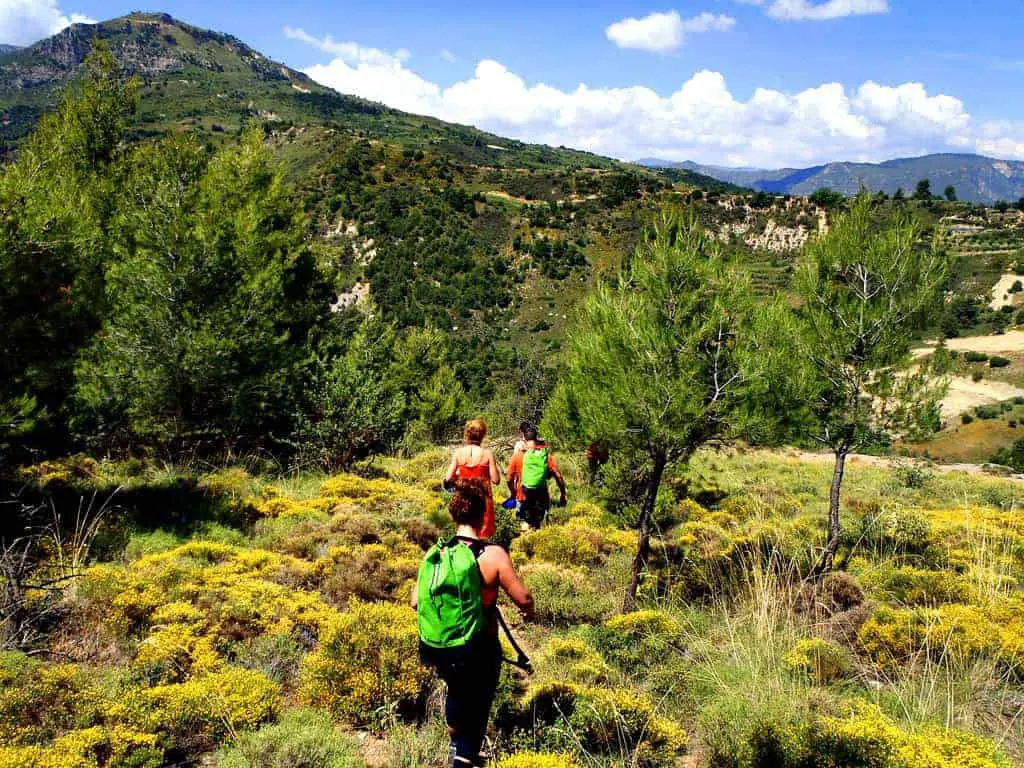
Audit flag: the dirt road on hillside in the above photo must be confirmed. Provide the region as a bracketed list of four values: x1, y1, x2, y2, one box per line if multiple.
[915, 331, 1024, 356]
[778, 447, 1022, 479]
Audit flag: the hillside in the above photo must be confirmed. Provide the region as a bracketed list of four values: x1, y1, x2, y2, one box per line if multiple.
[645, 154, 1024, 204]
[2, 448, 1022, 767]
[0, 12, 692, 178]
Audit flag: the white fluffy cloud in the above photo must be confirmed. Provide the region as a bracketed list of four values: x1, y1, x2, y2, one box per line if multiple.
[0, 0, 95, 46]
[605, 10, 735, 53]
[739, 0, 889, 20]
[287, 28, 1024, 167]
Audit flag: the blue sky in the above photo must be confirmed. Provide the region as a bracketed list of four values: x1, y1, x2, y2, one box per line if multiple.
[6, 0, 1024, 167]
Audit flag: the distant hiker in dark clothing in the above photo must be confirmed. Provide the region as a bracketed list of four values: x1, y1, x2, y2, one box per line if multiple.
[586, 441, 609, 485]
[506, 427, 566, 530]
[415, 479, 534, 768]
[446, 418, 501, 539]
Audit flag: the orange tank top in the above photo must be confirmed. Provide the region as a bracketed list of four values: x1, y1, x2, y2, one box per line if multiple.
[455, 454, 495, 539]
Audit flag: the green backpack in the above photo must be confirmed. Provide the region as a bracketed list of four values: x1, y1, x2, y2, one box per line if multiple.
[521, 446, 550, 490]
[417, 537, 485, 650]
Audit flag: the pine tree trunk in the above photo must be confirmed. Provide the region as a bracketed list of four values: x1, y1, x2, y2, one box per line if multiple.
[623, 450, 667, 612]
[813, 447, 848, 577]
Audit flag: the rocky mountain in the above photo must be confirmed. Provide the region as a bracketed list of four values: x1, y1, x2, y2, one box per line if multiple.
[0, 13, 667, 176]
[0, 44, 20, 55]
[642, 154, 1024, 205]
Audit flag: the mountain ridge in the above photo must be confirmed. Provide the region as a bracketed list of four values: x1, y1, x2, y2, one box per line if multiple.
[641, 153, 1024, 204]
[1, 12, 712, 181]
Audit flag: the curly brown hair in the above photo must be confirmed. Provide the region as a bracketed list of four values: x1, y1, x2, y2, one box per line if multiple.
[449, 478, 487, 528]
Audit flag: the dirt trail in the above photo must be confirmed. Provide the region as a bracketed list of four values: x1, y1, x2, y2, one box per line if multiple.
[780, 447, 1022, 479]
[915, 331, 1024, 356]
[989, 273, 1024, 310]
[939, 376, 1024, 421]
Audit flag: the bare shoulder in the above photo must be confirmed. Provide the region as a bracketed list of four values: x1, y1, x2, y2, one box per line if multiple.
[481, 544, 512, 567]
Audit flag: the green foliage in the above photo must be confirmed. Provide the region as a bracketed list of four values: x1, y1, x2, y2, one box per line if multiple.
[0, 44, 137, 456]
[809, 187, 844, 209]
[299, 600, 430, 725]
[520, 563, 617, 625]
[781, 638, 853, 684]
[990, 437, 1024, 471]
[215, 708, 365, 768]
[786, 194, 949, 570]
[295, 323, 407, 470]
[520, 681, 687, 767]
[547, 210, 767, 460]
[545, 210, 782, 605]
[73, 130, 333, 448]
[792, 194, 949, 454]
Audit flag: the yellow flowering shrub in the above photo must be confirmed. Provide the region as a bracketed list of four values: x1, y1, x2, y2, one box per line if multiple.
[816, 703, 1009, 768]
[319, 474, 443, 518]
[299, 599, 430, 724]
[566, 501, 603, 522]
[589, 610, 684, 674]
[522, 681, 687, 767]
[495, 753, 583, 768]
[782, 638, 852, 684]
[254, 494, 334, 519]
[142, 668, 280, 751]
[513, 521, 634, 567]
[386, 448, 450, 484]
[80, 543, 332, 647]
[858, 604, 1004, 671]
[316, 541, 420, 604]
[855, 563, 970, 606]
[520, 563, 616, 625]
[17, 456, 101, 487]
[536, 636, 611, 685]
[0, 726, 161, 768]
[131, 623, 224, 684]
[197, 466, 264, 499]
[0, 658, 107, 747]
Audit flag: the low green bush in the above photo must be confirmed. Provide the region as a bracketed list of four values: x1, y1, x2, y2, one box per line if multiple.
[964, 351, 989, 363]
[975, 406, 1001, 420]
[215, 708, 364, 768]
[989, 356, 1011, 368]
[521, 563, 616, 625]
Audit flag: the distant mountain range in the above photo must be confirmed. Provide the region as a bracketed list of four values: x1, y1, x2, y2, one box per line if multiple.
[0, 44, 20, 55]
[640, 154, 1024, 205]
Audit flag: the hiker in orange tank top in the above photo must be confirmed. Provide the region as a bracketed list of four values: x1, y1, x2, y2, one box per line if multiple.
[445, 418, 501, 539]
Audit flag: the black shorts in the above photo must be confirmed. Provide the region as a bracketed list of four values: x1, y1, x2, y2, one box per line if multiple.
[518, 487, 550, 527]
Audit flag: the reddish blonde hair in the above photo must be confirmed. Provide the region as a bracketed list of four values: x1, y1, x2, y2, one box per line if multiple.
[464, 418, 487, 445]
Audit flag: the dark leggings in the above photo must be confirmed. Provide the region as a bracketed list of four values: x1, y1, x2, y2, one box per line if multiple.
[426, 635, 502, 764]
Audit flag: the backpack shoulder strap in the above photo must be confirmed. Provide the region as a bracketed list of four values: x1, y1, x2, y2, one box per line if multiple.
[454, 535, 486, 560]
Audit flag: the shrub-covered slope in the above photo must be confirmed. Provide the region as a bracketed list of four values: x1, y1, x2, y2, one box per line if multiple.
[3, 448, 1022, 767]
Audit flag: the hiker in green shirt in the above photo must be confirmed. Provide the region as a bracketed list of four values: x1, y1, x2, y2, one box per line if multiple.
[506, 426, 566, 530]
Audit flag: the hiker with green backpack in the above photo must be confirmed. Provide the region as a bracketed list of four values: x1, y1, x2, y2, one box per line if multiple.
[415, 478, 535, 768]
[506, 426, 566, 530]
